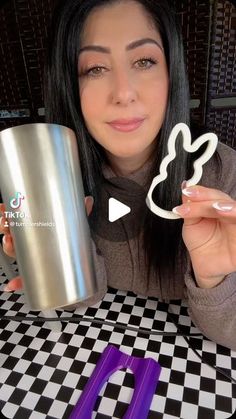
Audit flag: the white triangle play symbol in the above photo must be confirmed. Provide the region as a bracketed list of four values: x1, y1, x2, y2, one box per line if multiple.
[108, 198, 131, 222]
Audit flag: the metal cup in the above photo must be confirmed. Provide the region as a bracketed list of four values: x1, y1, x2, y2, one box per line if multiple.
[0, 123, 99, 310]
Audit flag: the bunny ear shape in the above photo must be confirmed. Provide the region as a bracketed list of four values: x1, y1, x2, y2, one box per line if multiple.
[146, 123, 218, 220]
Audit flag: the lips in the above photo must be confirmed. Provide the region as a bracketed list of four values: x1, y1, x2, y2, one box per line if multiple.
[107, 118, 145, 132]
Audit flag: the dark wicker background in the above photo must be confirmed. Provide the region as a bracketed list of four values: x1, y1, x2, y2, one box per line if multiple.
[0, 0, 235, 148]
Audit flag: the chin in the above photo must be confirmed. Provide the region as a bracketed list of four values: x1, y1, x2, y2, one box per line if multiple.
[110, 143, 146, 157]
[112, 149, 142, 159]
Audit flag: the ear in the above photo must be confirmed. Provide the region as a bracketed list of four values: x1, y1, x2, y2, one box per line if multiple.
[146, 123, 218, 220]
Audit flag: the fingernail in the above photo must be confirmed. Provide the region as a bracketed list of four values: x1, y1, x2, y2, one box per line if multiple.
[181, 180, 187, 190]
[3, 284, 12, 292]
[212, 202, 234, 212]
[182, 187, 199, 197]
[172, 205, 191, 216]
[2, 234, 10, 246]
[89, 196, 94, 205]
[85, 196, 94, 205]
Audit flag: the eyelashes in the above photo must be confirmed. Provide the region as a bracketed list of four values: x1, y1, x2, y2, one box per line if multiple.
[135, 57, 157, 69]
[79, 57, 158, 78]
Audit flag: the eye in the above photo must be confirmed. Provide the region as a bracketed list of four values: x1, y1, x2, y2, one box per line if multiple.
[79, 66, 106, 78]
[135, 57, 157, 69]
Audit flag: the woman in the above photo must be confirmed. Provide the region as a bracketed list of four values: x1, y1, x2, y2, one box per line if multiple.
[1, 0, 236, 350]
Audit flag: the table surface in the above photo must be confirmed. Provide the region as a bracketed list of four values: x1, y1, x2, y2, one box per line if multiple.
[0, 267, 235, 419]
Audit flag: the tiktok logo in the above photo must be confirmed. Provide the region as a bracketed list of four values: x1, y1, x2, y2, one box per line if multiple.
[10, 192, 25, 209]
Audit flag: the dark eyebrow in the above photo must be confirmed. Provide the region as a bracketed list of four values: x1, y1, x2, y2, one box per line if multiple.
[127, 38, 163, 52]
[79, 38, 164, 55]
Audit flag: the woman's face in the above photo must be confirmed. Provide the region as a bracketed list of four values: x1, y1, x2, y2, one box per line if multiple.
[78, 0, 169, 169]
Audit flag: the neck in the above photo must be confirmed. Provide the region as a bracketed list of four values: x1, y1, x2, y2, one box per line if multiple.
[107, 157, 148, 176]
[106, 145, 155, 177]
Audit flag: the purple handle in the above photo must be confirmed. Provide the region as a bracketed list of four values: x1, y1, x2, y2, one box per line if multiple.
[69, 344, 161, 419]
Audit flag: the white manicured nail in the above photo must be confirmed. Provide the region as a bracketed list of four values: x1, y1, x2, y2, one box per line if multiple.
[182, 187, 199, 197]
[172, 205, 191, 216]
[212, 202, 234, 212]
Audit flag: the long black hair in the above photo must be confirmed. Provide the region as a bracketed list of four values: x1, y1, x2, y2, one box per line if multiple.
[44, 0, 219, 292]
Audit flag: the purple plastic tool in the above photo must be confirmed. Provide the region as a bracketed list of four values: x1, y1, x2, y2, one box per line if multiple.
[69, 344, 161, 419]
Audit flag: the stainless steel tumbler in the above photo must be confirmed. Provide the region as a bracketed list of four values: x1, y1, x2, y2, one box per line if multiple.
[0, 123, 99, 310]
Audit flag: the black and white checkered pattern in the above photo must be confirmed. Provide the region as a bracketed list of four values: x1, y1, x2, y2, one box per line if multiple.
[0, 268, 235, 419]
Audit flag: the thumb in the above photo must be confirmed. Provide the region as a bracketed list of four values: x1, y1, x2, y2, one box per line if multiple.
[181, 180, 190, 205]
[181, 181, 202, 226]
[85, 196, 94, 216]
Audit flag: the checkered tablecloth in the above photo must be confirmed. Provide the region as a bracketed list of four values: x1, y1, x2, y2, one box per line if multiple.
[0, 267, 235, 419]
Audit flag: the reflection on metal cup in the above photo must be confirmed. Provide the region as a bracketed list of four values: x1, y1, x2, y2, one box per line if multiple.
[0, 123, 99, 310]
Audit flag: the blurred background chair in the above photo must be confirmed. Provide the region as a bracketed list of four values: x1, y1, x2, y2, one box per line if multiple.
[0, 0, 235, 146]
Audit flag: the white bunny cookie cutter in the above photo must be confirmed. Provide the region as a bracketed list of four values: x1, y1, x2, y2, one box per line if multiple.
[146, 122, 218, 220]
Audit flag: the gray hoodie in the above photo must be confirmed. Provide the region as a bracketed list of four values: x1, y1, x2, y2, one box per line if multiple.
[79, 142, 236, 351]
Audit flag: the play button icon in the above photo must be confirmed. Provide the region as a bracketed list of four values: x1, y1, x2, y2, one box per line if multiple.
[88, 177, 147, 242]
[108, 198, 131, 222]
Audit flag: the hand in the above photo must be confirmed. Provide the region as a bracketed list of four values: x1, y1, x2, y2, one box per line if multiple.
[0, 197, 94, 292]
[173, 185, 236, 288]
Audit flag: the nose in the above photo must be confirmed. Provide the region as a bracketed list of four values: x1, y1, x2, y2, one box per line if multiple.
[111, 68, 137, 106]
